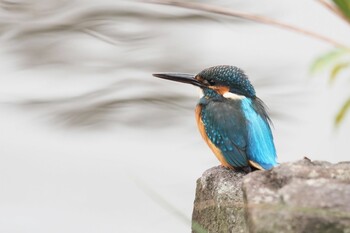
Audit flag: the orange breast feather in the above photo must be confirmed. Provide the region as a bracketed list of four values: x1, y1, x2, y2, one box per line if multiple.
[195, 105, 233, 168]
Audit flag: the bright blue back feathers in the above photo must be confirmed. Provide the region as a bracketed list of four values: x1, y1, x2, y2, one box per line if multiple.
[241, 98, 277, 169]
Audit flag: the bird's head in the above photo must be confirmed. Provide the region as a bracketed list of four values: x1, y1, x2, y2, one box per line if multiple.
[153, 65, 256, 99]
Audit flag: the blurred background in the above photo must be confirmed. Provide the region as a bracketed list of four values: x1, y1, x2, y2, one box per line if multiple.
[0, 0, 349, 232]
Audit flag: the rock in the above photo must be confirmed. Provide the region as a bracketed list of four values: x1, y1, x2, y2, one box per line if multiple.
[192, 166, 248, 233]
[192, 159, 350, 233]
[243, 159, 350, 233]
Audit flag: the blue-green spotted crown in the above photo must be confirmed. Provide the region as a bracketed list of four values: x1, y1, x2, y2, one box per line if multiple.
[198, 65, 256, 97]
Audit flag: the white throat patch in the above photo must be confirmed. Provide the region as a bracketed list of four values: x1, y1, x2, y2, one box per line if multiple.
[199, 89, 204, 98]
[198, 89, 245, 100]
[223, 91, 245, 100]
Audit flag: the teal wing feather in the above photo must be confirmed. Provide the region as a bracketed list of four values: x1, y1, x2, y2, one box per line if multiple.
[200, 99, 249, 168]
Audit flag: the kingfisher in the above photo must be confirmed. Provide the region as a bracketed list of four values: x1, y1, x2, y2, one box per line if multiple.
[153, 65, 277, 173]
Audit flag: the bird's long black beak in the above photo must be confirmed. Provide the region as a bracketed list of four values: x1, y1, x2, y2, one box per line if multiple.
[153, 72, 207, 88]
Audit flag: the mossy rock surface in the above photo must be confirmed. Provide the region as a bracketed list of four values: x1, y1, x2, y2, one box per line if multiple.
[192, 166, 247, 233]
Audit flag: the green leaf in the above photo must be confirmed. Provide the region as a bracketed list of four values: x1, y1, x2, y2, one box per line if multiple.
[333, 0, 350, 20]
[310, 49, 348, 74]
[335, 98, 350, 126]
[329, 62, 350, 83]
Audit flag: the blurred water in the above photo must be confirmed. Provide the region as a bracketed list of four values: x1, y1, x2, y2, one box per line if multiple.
[0, 0, 350, 232]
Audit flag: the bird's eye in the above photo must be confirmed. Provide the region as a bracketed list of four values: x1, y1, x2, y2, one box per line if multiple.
[208, 79, 216, 85]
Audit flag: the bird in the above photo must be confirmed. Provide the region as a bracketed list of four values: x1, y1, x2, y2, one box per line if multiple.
[153, 65, 277, 173]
